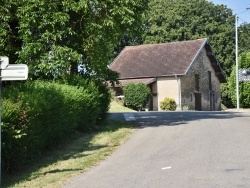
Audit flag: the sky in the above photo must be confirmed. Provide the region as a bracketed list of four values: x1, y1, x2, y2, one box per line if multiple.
[209, 0, 250, 25]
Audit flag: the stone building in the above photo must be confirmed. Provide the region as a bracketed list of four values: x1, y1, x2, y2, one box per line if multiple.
[109, 38, 226, 111]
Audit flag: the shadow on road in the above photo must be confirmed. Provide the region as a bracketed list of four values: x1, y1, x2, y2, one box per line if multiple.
[137, 111, 250, 127]
[109, 111, 250, 127]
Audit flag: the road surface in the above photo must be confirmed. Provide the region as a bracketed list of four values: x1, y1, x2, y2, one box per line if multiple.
[63, 111, 250, 188]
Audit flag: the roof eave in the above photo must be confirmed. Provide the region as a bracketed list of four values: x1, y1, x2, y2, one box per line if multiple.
[119, 74, 184, 80]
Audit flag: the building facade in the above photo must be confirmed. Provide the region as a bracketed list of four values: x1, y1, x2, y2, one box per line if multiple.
[110, 38, 226, 111]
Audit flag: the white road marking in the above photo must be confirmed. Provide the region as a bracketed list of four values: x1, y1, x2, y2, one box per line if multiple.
[162, 166, 171, 170]
[123, 113, 136, 121]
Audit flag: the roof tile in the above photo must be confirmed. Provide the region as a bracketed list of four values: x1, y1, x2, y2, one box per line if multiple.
[110, 39, 207, 79]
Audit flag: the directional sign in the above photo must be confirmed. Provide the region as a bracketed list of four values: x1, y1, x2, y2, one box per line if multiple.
[239, 68, 250, 82]
[0, 56, 9, 69]
[1, 64, 28, 81]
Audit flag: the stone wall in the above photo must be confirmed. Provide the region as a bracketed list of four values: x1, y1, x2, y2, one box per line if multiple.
[112, 47, 222, 111]
[180, 48, 222, 111]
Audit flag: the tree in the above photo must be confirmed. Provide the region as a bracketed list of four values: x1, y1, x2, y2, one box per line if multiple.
[1, 0, 148, 80]
[123, 83, 151, 111]
[0, 1, 21, 64]
[143, 0, 235, 76]
[228, 52, 250, 108]
[238, 23, 250, 54]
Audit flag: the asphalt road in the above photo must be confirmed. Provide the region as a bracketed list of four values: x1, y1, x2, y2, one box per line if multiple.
[62, 111, 250, 188]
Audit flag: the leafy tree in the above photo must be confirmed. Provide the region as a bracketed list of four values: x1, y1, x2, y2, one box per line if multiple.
[0, 0, 148, 80]
[143, 0, 235, 76]
[0, 0, 21, 64]
[228, 52, 250, 108]
[238, 23, 250, 54]
[123, 83, 151, 111]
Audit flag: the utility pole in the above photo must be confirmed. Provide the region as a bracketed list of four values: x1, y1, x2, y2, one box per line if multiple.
[235, 14, 239, 109]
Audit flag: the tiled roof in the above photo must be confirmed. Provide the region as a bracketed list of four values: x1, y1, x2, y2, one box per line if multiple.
[109, 38, 226, 83]
[115, 78, 156, 87]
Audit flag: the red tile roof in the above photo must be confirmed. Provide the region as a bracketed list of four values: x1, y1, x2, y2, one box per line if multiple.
[110, 38, 226, 83]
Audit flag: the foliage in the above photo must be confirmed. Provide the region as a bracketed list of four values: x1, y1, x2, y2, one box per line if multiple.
[221, 83, 234, 108]
[0, 1, 21, 64]
[228, 52, 250, 108]
[160, 97, 177, 111]
[0, 0, 148, 81]
[123, 83, 151, 111]
[238, 23, 250, 54]
[143, 0, 235, 76]
[60, 74, 111, 120]
[2, 120, 134, 188]
[2, 80, 109, 173]
[2, 99, 28, 173]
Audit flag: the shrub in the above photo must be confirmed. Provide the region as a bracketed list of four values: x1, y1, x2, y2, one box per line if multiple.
[95, 82, 111, 120]
[60, 74, 111, 121]
[2, 99, 28, 172]
[2, 79, 110, 173]
[123, 83, 151, 111]
[160, 97, 177, 111]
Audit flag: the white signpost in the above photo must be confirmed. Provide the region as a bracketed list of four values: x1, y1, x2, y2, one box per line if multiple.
[0, 56, 9, 69]
[1, 64, 28, 81]
[0, 56, 28, 185]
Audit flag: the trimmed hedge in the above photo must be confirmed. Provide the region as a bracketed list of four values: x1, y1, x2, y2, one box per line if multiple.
[60, 75, 111, 121]
[2, 79, 110, 172]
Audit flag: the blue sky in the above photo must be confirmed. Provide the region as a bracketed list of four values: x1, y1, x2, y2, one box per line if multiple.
[209, 0, 250, 25]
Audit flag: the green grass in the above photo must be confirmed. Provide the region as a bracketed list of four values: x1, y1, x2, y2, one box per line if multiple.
[2, 120, 134, 188]
[109, 100, 136, 113]
[3, 98, 136, 188]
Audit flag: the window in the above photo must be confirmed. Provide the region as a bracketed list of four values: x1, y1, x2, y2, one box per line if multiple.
[195, 74, 200, 91]
[208, 71, 212, 90]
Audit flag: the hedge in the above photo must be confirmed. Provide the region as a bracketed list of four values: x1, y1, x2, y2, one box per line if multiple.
[2, 79, 110, 173]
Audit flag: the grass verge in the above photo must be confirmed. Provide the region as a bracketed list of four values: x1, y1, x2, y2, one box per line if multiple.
[2, 120, 134, 188]
[109, 100, 136, 113]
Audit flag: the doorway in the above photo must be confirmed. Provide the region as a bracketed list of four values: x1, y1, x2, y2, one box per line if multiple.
[210, 92, 215, 111]
[195, 93, 202, 111]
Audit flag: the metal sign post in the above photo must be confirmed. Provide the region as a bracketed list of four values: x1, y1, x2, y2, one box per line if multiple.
[235, 14, 240, 110]
[0, 56, 28, 186]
